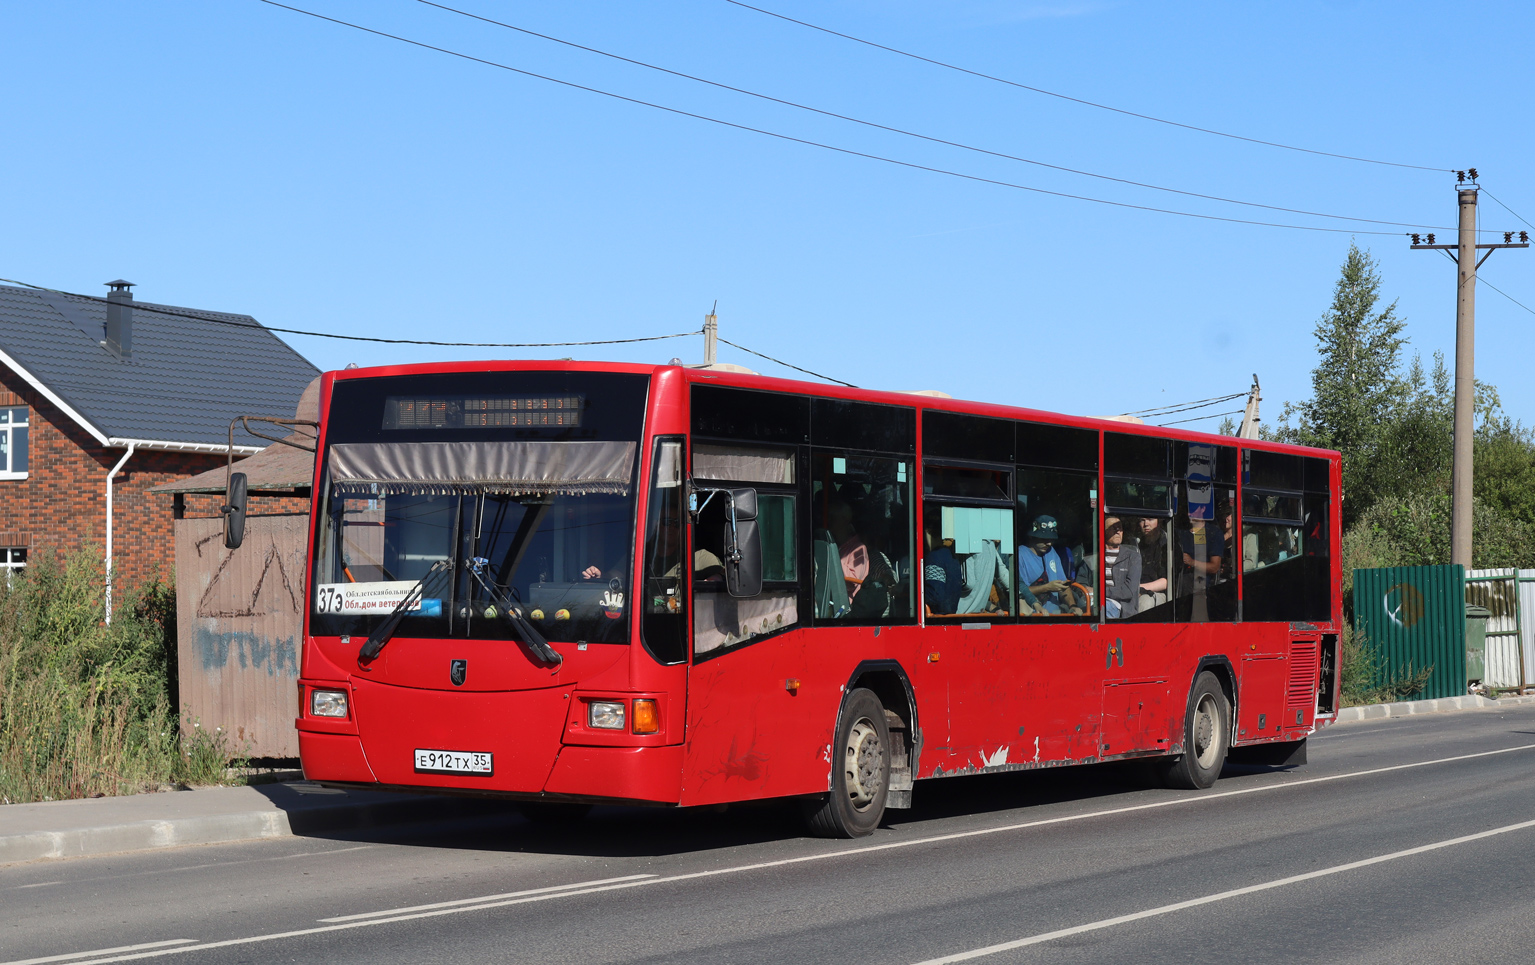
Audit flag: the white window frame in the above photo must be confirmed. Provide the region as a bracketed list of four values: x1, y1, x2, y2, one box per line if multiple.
[0, 405, 29, 480]
[1, 547, 24, 584]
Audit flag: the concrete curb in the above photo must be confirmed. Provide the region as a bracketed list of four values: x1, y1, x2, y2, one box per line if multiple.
[0, 785, 502, 866]
[1, 810, 294, 865]
[1334, 692, 1535, 722]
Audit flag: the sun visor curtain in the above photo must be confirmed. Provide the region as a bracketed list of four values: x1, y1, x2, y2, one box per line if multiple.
[329, 441, 637, 496]
[692, 445, 796, 484]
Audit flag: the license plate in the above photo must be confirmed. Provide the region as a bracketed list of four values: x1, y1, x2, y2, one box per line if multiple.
[414, 748, 493, 775]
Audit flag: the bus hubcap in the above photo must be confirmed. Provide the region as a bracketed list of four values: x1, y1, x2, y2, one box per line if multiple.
[844, 718, 884, 809]
[1193, 693, 1220, 768]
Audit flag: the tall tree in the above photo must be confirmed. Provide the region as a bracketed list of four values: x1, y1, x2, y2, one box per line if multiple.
[1277, 243, 1407, 527]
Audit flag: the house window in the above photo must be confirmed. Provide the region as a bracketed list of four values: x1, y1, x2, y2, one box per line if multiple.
[0, 406, 29, 478]
[1, 547, 24, 583]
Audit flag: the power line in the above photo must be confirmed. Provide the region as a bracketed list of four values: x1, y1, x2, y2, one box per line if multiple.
[0, 277, 701, 348]
[1159, 408, 1245, 427]
[723, 0, 1451, 174]
[253, 0, 1413, 237]
[1482, 188, 1535, 232]
[417, 0, 1451, 233]
[1122, 392, 1246, 418]
[716, 336, 856, 386]
[1480, 276, 1535, 318]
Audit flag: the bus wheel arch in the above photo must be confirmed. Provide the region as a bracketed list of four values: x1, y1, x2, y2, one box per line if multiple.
[845, 661, 917, 809]
[1194, 655, 1237, 729]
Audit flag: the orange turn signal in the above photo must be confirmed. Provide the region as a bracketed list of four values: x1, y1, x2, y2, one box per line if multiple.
[631, 698, 660, 734]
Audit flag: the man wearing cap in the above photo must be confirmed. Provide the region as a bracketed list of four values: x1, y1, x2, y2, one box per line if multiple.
[1018, 515, 1072, 615]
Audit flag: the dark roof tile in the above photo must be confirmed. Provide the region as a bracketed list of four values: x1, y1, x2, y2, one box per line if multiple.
[0, 284, 319, 447]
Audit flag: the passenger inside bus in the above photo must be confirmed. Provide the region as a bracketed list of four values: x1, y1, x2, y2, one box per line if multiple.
[920, 504, 1012, 617]
[1019, 515, 1082, 615]
[827, 500, 899, 619]
[922, 521, 962, 615]
[1136, 516, 1171, 611]
[1090, 515, 1141, 619]
[812, 454, 914, 622]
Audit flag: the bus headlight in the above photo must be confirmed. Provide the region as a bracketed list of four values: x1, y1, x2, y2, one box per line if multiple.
[588, 700, 625, 730]
[311, 689, 349, 718]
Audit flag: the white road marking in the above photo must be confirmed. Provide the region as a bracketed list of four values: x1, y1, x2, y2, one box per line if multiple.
[908, 815, 1535, 964]
[318, 874, 659, 921]
[1, 940, 196, 965]
[42, 742, 1535, 964]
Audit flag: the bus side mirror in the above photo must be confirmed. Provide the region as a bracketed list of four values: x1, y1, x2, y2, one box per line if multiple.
[223, 472, 248, 549]
[724, 488, 762, 598]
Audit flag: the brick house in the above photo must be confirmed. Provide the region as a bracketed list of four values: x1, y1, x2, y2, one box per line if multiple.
[0, 280, 318, 604]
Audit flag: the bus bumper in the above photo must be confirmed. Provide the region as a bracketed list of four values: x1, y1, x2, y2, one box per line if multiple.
[297, 728, 683, 805]
[299, 730, 376, 783]
[545, 744, 683, 803]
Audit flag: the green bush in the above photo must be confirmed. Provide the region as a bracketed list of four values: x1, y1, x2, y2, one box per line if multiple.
[0, 548, 244, 804]
[1339, 623, 1434, 706]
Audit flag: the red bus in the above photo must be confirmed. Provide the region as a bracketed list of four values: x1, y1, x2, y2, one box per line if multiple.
[258, 361, 1341, 838]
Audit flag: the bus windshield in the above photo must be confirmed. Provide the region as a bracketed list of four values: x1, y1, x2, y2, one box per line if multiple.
[310, 371, 647, 645]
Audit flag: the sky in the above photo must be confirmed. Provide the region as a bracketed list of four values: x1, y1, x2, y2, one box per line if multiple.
[3, 1, 1533, 432]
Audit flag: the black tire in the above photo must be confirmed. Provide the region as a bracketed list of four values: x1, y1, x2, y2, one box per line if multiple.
[1158, 671, 1230, 790]
[517, 801, 592, 826]
[802, 688, 891, 838]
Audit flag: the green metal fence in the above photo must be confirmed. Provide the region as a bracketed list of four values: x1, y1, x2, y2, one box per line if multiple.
[1353, 565, 1466, 701]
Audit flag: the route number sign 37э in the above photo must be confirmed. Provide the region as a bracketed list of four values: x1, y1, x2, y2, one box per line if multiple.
[315, 581, 438, 615]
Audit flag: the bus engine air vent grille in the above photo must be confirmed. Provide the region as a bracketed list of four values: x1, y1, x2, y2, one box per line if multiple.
[1287, 642, 1320, 709]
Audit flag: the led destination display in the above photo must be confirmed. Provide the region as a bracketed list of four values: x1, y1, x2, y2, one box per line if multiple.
[383, 394, 584, 429]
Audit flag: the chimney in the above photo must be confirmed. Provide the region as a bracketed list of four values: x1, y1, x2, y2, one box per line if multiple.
[104, 280, 134, 358]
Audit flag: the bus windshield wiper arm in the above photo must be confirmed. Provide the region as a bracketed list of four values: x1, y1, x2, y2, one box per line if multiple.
[359, 559, 451, 661]
[466, 557, 563, 666]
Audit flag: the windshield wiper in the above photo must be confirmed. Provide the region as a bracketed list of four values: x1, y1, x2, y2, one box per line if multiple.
[358, 559, 452, 661]
[465, 557, 563, 666]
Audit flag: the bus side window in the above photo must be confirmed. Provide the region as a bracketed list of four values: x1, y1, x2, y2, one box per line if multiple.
[1171, 442, 1238, 623]
[691, 445, 800, 655]
[921, 464, 1014, 619]
[640, 437, 687, 665]
[811, 451, 914, 624]
[1015, 468, 1098, 619]
[1104, 433, 1173, 621]
[1241, 450, 1332, 622]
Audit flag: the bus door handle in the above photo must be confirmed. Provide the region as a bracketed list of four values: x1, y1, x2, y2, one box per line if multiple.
[1107, 637, 1124, 669]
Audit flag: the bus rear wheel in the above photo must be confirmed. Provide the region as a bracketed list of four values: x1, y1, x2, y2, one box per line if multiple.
[803, 688, 891, 838]
[1158, 671, 1230, 790]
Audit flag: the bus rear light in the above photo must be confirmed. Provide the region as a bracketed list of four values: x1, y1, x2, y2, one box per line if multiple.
[310, 689, 349, 718]
[631, 699, 659, 734]
[588, 700, 625, 730]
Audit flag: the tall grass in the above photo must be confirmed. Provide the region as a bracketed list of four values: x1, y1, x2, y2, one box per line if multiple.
[0, 548, 241, 804]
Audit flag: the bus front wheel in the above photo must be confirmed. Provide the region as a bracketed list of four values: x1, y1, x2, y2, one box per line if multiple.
[803, 688, 891, 838]
[1159, 671, 1230, 790]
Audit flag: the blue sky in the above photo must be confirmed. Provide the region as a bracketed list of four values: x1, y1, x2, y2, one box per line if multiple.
[4, 1, 1533, 430]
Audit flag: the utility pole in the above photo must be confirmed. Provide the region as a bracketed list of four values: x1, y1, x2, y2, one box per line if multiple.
[1237, 374, 1262, 439]
[703, 301, 718, 366]
[1410, 171, 1529, 566]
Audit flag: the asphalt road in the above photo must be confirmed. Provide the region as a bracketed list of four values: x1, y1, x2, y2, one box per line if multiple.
[7, 705, 1535, 965]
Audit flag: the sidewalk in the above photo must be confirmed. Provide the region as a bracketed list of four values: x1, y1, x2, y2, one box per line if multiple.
[0, 780, 500, 866]
[1333, 692, 1535, 722]
[7, 693, 1535, 866]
